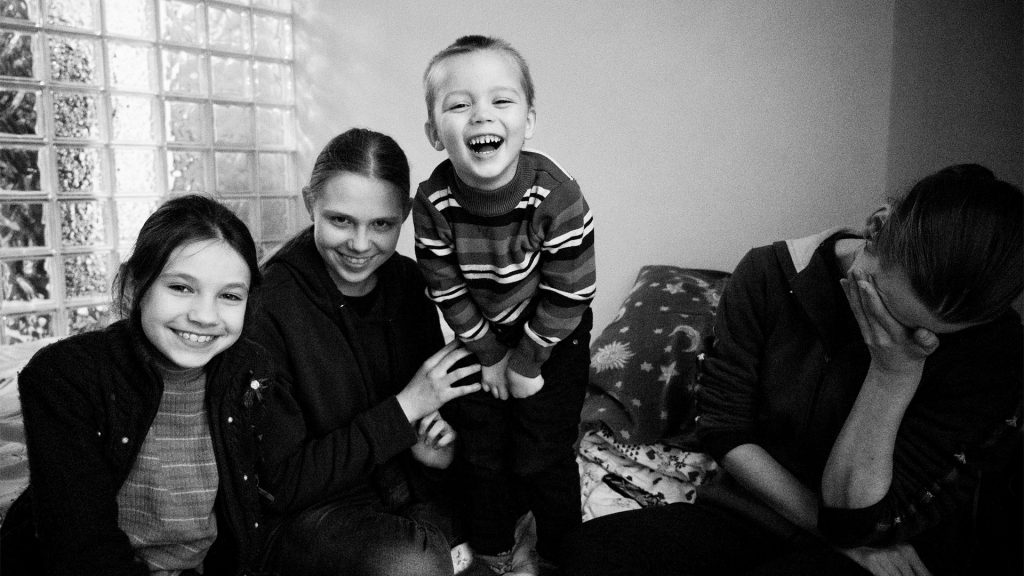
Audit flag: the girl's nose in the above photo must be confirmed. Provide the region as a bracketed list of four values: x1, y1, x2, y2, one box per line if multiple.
[348, 227, 370, 251]
[187, 296, 218, 325]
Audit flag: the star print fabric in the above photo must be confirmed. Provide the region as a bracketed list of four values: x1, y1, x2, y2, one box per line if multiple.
[581, 266, 730, 446]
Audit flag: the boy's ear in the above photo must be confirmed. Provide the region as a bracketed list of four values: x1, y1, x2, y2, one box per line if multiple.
[863, 205, 890, 241]
[524, 107, 537, 140]
[424, 122, 444, 151]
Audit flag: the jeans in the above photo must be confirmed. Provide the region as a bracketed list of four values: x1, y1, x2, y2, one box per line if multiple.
[561, 502, 871, 576]
[263, 496, 455, 576]
[443, 309, 592, 562]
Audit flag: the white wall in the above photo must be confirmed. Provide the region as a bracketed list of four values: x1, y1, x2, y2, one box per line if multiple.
[886, 0, 1023, 190]
[292, 1, 895, 332]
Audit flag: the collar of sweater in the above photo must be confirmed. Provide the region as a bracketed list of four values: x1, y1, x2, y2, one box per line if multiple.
[449, 155, 531, 217]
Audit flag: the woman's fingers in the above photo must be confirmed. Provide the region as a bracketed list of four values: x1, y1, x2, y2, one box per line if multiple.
[854, 272, 904, 338]
[417, 411, 440, 436]
[423, 340, 466, 370]
[842, 277, 873, 343]
[434, 426, 456, 447]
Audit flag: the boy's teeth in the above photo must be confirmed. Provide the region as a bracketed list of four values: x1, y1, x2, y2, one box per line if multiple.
[469, 135, 501, 145]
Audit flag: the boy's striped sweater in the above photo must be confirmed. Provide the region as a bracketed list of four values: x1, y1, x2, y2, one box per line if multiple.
[413, 150, 596, 378]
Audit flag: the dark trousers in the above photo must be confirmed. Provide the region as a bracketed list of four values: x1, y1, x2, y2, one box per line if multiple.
[262, 494, 455, 576]
[443, 310, 592, 561]
[561, 502, 871, 576]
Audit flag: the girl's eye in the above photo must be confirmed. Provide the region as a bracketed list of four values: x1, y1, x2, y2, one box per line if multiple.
[495, 98, 513, 105]
[372, 220, 395, 231]
[168, 283, 193, 294]
[220, 292, 246, 303]
[447, 102, 469, 112]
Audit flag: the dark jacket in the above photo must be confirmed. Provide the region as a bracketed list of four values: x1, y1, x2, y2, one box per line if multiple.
[0, 320, 275, 576]
[249, 228, 446, 524]
[696, 229, 1023, 573]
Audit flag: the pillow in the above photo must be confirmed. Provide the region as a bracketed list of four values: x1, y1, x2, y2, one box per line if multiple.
[581, 266, 729, 446]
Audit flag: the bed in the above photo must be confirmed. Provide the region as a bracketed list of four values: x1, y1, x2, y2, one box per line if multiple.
[577, 265, 728, 521]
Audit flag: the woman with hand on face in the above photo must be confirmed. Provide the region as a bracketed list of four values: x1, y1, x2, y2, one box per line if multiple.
[252, 128, 481, 576]
[564, 164, 1022, 576]
[1, 195, 271, 576]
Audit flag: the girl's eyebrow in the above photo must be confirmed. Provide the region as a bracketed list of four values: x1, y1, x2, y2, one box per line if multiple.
[160, 270, 250, 292]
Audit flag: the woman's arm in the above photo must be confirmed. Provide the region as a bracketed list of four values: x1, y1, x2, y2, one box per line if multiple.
[820, 270, 1021, 547]
[822, 270, 936, 509]
[18, 351, 146, 576]
[722, 444, 820, 532]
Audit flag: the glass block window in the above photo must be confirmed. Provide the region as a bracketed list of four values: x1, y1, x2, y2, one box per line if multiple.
[0, 0, 297, 344]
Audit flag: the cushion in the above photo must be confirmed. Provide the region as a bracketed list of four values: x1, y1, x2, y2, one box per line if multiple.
[581, 266, 729, 446]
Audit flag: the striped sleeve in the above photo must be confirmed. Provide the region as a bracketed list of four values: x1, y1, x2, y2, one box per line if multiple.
[508, 180, 596, 378]
[412, 186, 506, 365]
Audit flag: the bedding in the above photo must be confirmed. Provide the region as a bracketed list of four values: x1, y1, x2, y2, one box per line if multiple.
[0, 339, 51, 523]
[578, 266, 729, 520]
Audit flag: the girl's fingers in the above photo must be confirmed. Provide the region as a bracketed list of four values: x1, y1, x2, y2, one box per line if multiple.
[457, 383, 482, 398]
[422, 340, 462, 370]
[430, 347, 477, 380]
[443, 365, 481, 386]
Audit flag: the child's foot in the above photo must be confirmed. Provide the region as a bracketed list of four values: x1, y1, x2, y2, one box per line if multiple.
[451, 541, 475, 574]
[473, 512, 540, 576]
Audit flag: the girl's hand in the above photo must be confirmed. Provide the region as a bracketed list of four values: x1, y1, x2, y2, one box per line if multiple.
[841, 270, 939, 377]
[507, 369, 544, 398]
[396, 341, 481, 422]
[481, 351, 511, 400]
[837, 543, 932, 576]
[410, 411, 457, 469]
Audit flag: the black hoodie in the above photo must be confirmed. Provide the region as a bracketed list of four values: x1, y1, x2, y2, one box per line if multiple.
[249, 228, 446, 526]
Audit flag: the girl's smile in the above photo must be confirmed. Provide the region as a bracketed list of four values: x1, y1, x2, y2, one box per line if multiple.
[140, 238, 250, 369]
[309, 172, 405, 297]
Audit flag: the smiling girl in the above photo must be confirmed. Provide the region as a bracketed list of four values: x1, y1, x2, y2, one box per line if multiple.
[251, 128, 481, 576]
[2, 195, 272, 576]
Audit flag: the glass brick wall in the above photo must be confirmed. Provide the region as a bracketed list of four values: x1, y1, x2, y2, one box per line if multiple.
[0, 0, 297, 344]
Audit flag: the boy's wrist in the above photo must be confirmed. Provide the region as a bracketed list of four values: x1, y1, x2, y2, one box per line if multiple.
[506, 351, 542, 379]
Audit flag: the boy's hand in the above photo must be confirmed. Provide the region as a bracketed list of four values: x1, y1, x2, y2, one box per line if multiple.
[410, 411, 457, 469]
[508, 368, 544, 399]
[481, 351, 511, 400]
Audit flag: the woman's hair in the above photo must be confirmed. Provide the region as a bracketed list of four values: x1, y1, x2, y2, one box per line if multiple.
[874, 164, 1023, 324]
[422, 35, 535, 124]
[303, 128, 411, 215]
[114, 194, 261, 327]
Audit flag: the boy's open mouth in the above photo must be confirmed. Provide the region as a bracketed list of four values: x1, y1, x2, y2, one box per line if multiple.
[467, 134, 504, 154]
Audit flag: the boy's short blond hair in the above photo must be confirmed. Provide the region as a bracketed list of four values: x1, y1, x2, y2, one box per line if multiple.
[423, 35, 535, 123]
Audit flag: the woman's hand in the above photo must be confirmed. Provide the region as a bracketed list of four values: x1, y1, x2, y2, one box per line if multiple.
[837, 543, 932, 576]
[410, 411, 457, 469]
[507, 369, 544, 398]
[481, 350, 511, 400]
[396, 341, 481, 422]
[841, 269, 939, 377]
